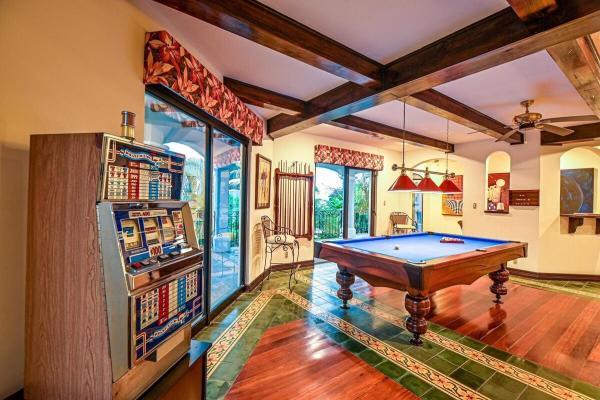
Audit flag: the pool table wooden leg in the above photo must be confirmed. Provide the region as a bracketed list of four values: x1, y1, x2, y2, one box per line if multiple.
[405, 294, 430, 346]
[336, 268, 355, 309]
[489, 263, 510, 304]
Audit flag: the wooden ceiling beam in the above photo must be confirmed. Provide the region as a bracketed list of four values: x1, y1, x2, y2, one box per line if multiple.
[329, 116, 454, 152]
[154, 0, 382, 85]
[406, 90, 523, 143]
[268, 2, 600, 137]
[506, 0, 557, 21]
[547, 35, 600, 118]
[224, 77, 306, 115]
[541, 122, 600, 145]
[224, 78, 452, 151]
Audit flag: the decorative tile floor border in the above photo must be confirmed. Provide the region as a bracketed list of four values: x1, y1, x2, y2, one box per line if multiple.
[297, 273, 594, 400]
[277, 288, 488, 400]
[510, 276, 600, 301]
[206, 290, 274, 377]
[202, 271, 596, 399]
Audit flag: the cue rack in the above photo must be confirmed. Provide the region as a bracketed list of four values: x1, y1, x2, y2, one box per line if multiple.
[274, 161, 314, 240]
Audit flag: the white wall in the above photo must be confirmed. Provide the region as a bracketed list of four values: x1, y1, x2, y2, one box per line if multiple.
[539, 144, 600, 275]
[402, 134, 541, 272]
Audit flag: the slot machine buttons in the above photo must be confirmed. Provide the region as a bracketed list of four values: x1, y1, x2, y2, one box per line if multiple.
[141, 259, 152, 267]
[131, 262, 143, 270]
[158, 254, 169, 262]
[170, 251, 180, 257]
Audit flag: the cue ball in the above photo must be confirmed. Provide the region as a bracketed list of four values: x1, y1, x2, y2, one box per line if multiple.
[394, 245, 400, 250]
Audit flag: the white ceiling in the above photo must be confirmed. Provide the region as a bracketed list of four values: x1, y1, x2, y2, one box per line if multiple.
[131, 0, 595, 151]
[262, 0, 508, 64]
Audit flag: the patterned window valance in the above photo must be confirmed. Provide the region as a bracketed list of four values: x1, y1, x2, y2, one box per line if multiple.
[143, 31, 264, 145]
[314, 145, 384, 171]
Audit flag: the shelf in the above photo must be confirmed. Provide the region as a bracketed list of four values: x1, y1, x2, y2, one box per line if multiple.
[561, 213, 600, 234]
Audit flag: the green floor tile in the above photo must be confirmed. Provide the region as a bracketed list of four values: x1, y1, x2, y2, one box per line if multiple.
[461, 360, 495, 380]
[479, 373, 526, 400]
[481, 345, 512, 361]
[571, 379, 600, 399]
[398, 373, 433, 396]
[506, 355, 540, 373]
[209, 361, 242, 382]
[421, 387, 456, 400]
[518, 387, 557, 400]
[449, 368, 486, 390]
[534, 365, 574, 388]
[426, 355, 460, 375]
[437, 349, 468, 367]
[374, 360, 406, 380]
[357, 348, 384, 365]
[341, 338, 367, 354]
[458, 336, 487, 350]
[206, 379, 231, 400]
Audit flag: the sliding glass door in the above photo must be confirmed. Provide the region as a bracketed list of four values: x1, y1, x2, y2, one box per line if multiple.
[210, 130, 244, 310]
[314, 163, 374, 241]
[144, 89, 247, 318]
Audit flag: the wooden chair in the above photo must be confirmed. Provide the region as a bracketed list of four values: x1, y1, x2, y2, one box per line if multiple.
[390, 212, 416, 234]
[260, 216, 300, 291]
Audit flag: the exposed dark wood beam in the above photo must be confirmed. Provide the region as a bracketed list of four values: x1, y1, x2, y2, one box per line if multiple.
[406, 90, 523, 144]
[269, 2, 600, 137]
[223, 78, 454, 151]
[224, 77, 306, 115]
[547, 35, 600, 118]
[541, 122, 600, 145]
[506, 0, 557, 21]
[329, 116, 454, 152]
[154, 0, 382, 85]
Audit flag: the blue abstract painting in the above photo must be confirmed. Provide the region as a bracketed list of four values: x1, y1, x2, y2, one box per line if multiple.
[560, 168, 595, 214]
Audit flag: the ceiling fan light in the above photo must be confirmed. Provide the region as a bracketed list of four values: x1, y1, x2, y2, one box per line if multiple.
[439, 178, 462, 194]
[416, 176, 441, 193]
[389, 171, 418, 192]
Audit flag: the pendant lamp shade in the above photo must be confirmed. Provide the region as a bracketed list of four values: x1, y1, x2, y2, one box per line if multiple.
[416, 175, 441, 193]
[439, 177, 462, 194]
[389, 171, 418, 192]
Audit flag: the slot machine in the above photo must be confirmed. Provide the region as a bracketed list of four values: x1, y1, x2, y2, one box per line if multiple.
[26, 133, 204, 399]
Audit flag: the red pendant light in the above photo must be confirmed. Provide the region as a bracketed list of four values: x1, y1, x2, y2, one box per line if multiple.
[439, 119, 462, 194]
[389, 170, 418, 191]
[416, 169, 441, 193]
[388, 100, 418, 192]
[439, 176, 462, 193]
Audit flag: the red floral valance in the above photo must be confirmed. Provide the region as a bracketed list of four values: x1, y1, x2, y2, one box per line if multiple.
[143, 31, 264, 145]
[314, 145, 384, 171]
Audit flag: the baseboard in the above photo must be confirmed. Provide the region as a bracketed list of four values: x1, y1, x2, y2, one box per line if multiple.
[509, 267, 600, 282]
[245, 260, 314, 292]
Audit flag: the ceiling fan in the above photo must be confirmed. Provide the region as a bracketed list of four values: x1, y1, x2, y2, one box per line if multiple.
[495, 99, 599, 142]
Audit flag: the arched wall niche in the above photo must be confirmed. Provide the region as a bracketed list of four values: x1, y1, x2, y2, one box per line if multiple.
[485, 151, 511, 213]
[559, 147, 600, 214]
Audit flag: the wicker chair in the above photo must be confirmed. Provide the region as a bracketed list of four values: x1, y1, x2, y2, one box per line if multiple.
[260, 216, 300, 291]
[390, 212, 416, 234]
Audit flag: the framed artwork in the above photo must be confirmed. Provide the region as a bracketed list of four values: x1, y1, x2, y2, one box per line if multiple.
[486, 173, 510, 213]
[442, 175, 463, 216]
[255, 154, 272, 209]
[560, 168, 595, 214]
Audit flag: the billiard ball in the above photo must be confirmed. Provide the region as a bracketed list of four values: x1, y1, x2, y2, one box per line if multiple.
[394, 245, 400, 250]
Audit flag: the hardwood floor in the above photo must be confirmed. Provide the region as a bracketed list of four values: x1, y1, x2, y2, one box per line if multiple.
[225, 319, 418, 400]
[352, 270, 600, 386]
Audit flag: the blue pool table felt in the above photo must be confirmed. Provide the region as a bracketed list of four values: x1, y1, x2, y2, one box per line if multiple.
[329, 232, 508, 263]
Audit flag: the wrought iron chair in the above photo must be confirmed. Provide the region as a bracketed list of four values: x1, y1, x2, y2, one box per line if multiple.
[390, 212, 416, 234]
[260, 215, 300, 291]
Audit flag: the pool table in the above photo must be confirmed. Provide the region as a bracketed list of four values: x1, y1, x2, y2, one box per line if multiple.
[314, 232, 527, 345]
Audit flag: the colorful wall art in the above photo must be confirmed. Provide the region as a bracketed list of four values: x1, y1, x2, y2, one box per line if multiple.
[486, 173, 510, 213]
[560, 168, 596, 214]
[442, 175, 463, 216]
[255, 154, 272, 209]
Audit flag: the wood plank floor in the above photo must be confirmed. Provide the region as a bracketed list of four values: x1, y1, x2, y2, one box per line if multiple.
[351, 271, 600, 386]
[225, 319, 418, 400]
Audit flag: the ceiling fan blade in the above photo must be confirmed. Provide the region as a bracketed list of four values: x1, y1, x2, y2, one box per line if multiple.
[537, 123, 574, 136]
[538, 115, 599, 124]
[495, 129, 519, 142]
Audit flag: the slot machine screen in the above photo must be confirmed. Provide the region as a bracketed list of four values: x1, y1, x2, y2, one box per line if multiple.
[161, 216, 176, 242]
[121, 219, 142, 251]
